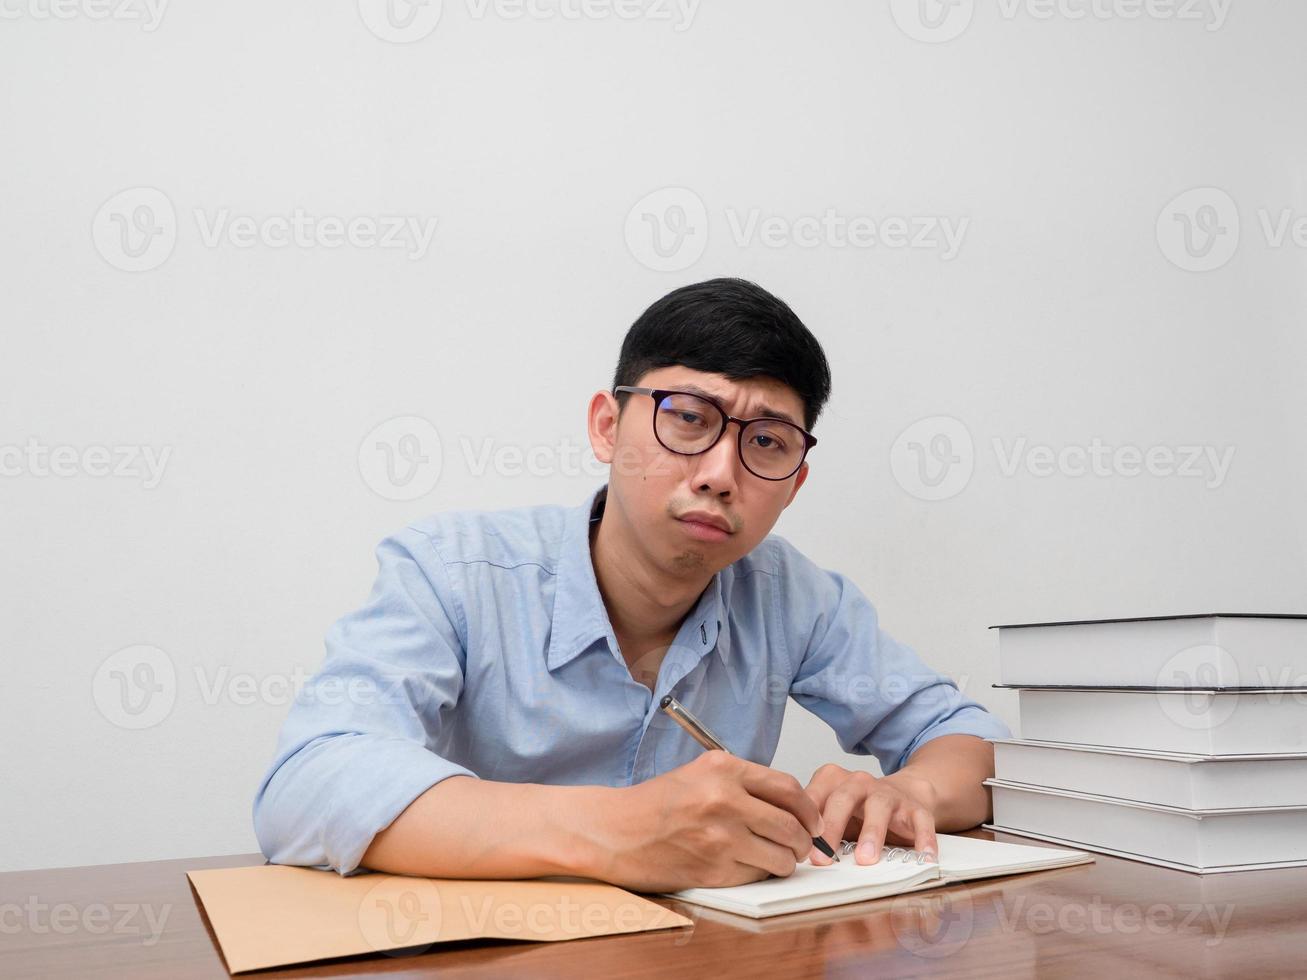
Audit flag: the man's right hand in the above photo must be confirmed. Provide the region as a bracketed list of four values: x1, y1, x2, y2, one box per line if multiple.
[586, 751, 825, 892]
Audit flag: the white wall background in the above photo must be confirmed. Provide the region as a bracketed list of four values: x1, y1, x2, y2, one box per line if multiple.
[3, 0, 1304, 873]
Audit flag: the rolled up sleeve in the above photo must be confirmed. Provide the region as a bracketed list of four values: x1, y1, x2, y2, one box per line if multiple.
[780, 544, 1010, 775]
[252, 526, 478, 876]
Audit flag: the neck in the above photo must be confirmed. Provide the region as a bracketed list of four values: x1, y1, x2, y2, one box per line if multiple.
[589, 502, 711, 650]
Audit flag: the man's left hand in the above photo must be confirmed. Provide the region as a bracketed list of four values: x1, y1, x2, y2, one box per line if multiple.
[802, 763, 938, 865]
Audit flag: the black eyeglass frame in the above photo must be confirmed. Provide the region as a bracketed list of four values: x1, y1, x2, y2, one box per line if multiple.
[613, 385, 817, 481]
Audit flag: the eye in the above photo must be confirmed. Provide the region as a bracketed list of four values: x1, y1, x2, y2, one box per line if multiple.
[659, 401, 712, 429]
[750, 431, 787, 452]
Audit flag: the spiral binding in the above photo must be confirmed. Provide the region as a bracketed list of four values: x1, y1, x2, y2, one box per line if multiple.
[837, 840, 934, 864]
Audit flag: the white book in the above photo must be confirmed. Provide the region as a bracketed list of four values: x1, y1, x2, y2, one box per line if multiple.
[994, 739, 1307, 809]
[993, 613, 1307, 688]
[1013, 687, 1307, 754]
[664, 834, 1091, 918]
[986, 778, 1307, 872]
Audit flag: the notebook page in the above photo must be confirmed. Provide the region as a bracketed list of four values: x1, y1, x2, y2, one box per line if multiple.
[936, 834, 1092, 879]
[669, 853, 937, 916]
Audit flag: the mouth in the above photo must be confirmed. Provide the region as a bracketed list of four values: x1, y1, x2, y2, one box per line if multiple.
[676, 512, 733, 543]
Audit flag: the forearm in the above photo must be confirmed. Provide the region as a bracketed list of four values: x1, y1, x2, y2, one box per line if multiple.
[360, 775, 620, 880]
[883, 734, 995, 831]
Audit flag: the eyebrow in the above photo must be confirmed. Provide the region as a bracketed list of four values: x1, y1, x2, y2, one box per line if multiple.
[671, 383, 803, 429]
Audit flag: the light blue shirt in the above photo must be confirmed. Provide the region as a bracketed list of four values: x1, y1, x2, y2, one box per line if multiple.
[253, 483, 1009, 875]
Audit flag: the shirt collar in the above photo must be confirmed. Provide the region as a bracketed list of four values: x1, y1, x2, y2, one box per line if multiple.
[547, 483, 729, 672]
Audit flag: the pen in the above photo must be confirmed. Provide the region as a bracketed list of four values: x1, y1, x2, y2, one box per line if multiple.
[659, 694, 838, 861]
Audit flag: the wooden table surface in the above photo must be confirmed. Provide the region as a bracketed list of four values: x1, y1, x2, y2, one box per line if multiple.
[2, 830, 1304, 979]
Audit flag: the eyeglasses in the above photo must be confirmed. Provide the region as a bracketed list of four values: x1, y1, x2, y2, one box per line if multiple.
[613, 386, 817, 481]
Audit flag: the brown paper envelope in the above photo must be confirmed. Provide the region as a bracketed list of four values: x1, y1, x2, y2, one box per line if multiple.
[186, 864, 692, 974]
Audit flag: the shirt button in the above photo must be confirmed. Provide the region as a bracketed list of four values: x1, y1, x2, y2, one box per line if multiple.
[700, 623, 707, 645]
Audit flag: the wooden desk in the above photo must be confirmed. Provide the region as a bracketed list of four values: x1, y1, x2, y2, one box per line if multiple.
[3, 830, 1304, 978]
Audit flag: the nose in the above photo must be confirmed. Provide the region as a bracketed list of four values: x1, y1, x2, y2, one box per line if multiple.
[684, 420, 742, 497]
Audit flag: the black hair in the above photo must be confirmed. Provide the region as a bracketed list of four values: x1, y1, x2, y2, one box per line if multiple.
[610, 278, 832, 431]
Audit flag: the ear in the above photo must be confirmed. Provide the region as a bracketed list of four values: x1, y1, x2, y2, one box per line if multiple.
[784, 460, 810, 507]
[587, 390, 621, 464]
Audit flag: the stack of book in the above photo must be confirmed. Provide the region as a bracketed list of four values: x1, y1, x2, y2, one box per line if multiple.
[983, 613, 1307, 873]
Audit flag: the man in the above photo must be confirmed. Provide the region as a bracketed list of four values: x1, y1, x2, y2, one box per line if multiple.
[253, 277, 1010, 892]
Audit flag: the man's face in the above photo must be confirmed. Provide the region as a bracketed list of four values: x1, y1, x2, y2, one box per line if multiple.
[590, 366, 810, 578]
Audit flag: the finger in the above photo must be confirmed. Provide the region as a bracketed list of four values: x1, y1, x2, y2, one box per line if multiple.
[816, 781, 867, 864]
[738, 762, 824, 839]
[883, 799, 935, 851]
[854, 794, 895, 864]
[732, 830, 801, 880]
[801, 764, 847, 813]
[738, 795, 813, 863]
[909, 807, 938, 861]
[816, 814, 864, 865]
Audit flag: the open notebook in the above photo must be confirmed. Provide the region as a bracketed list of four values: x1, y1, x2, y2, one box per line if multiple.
[665, 834, 1092, 918]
